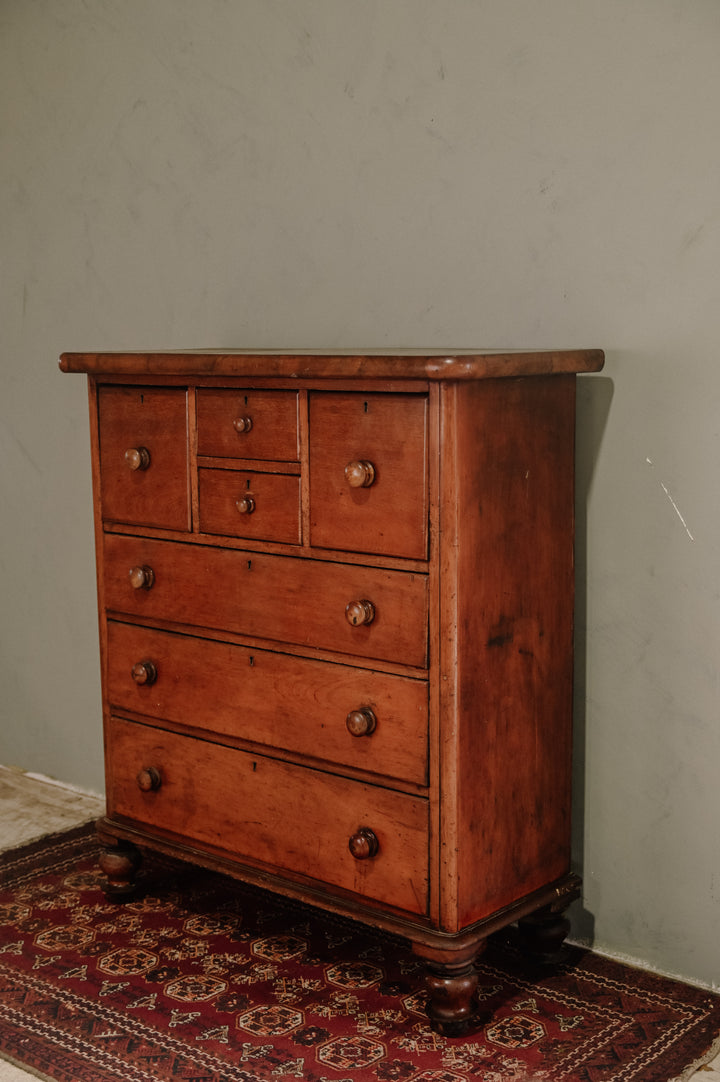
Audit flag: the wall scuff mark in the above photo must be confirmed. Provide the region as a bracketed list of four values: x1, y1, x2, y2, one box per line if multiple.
[645, 458, 695, 541]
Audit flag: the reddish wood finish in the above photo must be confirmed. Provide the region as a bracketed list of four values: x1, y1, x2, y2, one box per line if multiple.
[196, 389, 299, 460]
[60, 349, 605, 381]
[441, 377, 577, 930]
[103, 534, 428, 667]
[97, 386, 190, 530]
[105, 620, 428, 785]
[309, 392, 428, 559]
[198, 467, 301, 543]
[107, 716, 429, 915]
[62, 348, 604, 1034]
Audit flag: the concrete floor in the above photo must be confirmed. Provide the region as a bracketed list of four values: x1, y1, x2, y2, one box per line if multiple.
[0, 764, 718, 1082]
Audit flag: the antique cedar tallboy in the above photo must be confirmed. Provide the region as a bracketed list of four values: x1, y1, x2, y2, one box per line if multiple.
[60, 349, 604, 1034]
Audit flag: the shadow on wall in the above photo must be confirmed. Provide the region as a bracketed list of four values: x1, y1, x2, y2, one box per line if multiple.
[571, 372, 615, 945]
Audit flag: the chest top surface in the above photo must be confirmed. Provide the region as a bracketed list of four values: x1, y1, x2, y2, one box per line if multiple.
[59, 348, 604, 380]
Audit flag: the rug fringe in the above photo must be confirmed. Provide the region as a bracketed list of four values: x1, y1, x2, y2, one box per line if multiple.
[670, 1031, 720, 1082]
[0, 1047, 62, 1082]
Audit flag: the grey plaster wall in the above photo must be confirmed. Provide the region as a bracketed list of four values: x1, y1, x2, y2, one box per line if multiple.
[1, 1, 718, 988]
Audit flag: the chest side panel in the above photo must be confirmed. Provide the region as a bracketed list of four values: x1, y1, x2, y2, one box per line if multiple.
[445, 376, 577, 928]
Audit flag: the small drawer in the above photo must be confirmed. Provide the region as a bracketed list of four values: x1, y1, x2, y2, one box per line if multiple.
[309, 392, 428, 559]
[196, 390, 299, 461]
[107, 622, 428, 785]
[103, 536, 428, 668]
[198, 468, 301, 544]
[107, 717, 429, 915]
[97, 386, 190, 530]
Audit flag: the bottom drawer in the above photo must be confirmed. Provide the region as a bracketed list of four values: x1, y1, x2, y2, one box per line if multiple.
[106, 717, 429, 916]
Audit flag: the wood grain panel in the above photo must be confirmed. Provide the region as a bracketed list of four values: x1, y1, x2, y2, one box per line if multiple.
[97, 386, 190, 530]
[103, 535, 429, 668]
[196, 389, 299, 460]
[106, 621, 428, 785]
[309, 393, 428, 559]
[107, 717, 429, 915]
[198, 468, 301, 544]
[442, 376, 577, 929]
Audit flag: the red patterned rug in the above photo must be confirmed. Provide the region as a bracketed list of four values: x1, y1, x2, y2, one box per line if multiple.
[1, 824, 719, 1082]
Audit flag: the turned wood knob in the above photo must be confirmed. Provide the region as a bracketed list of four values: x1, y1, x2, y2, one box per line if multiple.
[346, 707, 377, 737]
[345, 599, 375, 627]
[235, 496, 255, 514]
[232, 416, 253, 434]
[131, 660, 157, 686]
[136, 766, 162, 792]
[345, 460, 375, 488]
[129, 565, 155, 590]
[124, 446, 151, 471]
[348, 826, 379, 860]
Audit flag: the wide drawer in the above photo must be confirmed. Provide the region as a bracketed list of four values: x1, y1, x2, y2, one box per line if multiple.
[107, 622, 428, 785]
[309, 392, 428, 559]
[97, 386, 190, 530]
[107, 717, 429, 915]
[196, 389, 299, 461]
[103, 535, 428, 668]
[198, 467, 301, 544]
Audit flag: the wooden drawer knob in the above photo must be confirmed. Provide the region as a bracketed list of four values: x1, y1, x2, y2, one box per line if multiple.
[129, 565, 155, 590]
[136, 766, 162, 792]
[131, 660, 157, 686]
[124, 447, 151, 471]
[232, 416, 253, 434]
[345, 460, 375, 488]
[235, 496, 255, 515]
[346, 708, 376, 737]
[349, 826, 379, 860]
[345, 599, 375, 627]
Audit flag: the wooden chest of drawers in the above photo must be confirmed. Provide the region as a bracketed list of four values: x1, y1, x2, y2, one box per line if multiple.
[61, 348, 604, 1034]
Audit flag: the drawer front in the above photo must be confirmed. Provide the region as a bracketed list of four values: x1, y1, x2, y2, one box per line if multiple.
[197, 390, 299, 461]
[107, 717, 429, 915]
[103, 536, 428, 668]
[107, 622, 428, 785]
[97, 386, 190, 530]
[198, 468, 301, 544]
[309, 393, 428, 559]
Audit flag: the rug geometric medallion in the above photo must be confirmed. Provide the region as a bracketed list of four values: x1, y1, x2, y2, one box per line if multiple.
[1, 824, 719, 1082]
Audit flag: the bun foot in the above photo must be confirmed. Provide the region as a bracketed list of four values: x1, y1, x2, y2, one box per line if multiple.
[413, 936, 487, 1036]
[518, 905, 572, 964]
[97, 837, 142, 901]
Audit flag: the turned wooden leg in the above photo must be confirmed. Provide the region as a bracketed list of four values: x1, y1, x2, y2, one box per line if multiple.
[412, 937, 487, 1037]
[518, 904, 572, 964]
[98, 838, 142, 901]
